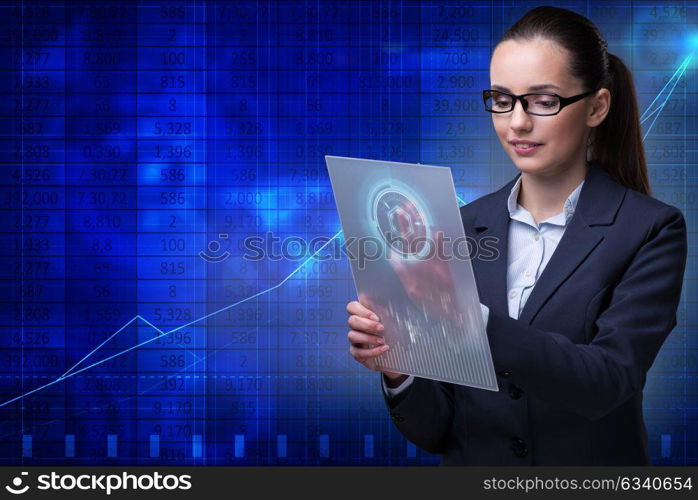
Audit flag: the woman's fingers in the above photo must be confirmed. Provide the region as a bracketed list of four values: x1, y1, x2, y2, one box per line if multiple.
[347, 314, 384, 334]
[347, 329, 385, 346]
[349, 343, 390, 363]
[347, 300, 380, 321]
[346, 299, 389, 372]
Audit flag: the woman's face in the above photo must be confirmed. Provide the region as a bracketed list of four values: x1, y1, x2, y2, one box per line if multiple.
[489, 38, 599, 177]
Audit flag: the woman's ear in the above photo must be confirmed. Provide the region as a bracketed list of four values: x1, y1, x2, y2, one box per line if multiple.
[586, 88, 611, 127]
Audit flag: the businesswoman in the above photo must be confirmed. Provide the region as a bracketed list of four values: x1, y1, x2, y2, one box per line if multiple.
[345, 6, 688, 465]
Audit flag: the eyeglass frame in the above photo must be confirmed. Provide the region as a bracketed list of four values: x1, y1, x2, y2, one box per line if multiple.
[482, 88, 601, 116]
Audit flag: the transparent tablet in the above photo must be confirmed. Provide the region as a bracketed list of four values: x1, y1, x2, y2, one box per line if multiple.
[326, 156, 498, 391]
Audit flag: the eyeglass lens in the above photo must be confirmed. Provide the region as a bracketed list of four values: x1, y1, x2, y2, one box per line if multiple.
[485, 91, 560, 115]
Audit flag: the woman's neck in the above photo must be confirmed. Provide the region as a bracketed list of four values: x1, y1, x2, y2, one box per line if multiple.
[517, 161, 589, 225]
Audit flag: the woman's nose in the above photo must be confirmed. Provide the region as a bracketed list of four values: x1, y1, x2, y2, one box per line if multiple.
[509, 98, 533, 129]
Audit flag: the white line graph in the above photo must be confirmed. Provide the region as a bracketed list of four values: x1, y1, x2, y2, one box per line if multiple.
[1, 231, 344, 408]
[641, 54, 694, 141]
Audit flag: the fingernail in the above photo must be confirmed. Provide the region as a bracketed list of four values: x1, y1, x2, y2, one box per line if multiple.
[377, 337, 385, 344]
[377, 323, 384, 331]
[382, 345, 389, 350]
[371, 314, 379, 321]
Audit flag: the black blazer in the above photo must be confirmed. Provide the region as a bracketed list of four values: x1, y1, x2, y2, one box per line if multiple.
[382, 160, 688, 465]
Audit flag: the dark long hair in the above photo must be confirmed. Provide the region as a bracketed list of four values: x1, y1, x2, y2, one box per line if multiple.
[498, 6, 651, 196]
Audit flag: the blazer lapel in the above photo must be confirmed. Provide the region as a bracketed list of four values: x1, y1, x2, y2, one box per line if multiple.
[470, 175, 519, 316]
[469, 161, 627, 325]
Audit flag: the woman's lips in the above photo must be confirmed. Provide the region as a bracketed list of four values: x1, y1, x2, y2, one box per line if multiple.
[512, 143, 543, 155]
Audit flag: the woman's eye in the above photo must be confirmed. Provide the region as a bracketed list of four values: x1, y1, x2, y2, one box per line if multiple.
[536, 100, 556, 107]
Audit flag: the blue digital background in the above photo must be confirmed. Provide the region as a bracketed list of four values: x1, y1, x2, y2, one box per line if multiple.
[0, 0, 696, 465]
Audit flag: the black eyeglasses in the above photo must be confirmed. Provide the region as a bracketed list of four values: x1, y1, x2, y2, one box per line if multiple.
[482, 88, 600, 116]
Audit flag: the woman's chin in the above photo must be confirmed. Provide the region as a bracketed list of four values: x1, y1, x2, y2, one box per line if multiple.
[512, 158, 545, 173]
[512, 161, 562, 179]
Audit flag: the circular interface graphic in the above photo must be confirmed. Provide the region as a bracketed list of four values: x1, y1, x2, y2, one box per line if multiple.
[373, 188, 429, 257]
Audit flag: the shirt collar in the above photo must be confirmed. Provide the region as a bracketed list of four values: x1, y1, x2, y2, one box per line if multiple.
[507, 176, 585, 227]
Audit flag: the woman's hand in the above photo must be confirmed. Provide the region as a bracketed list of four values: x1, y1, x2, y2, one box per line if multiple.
[346, 297, 407, 384]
